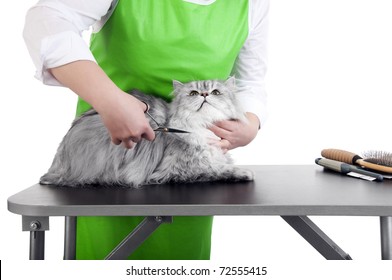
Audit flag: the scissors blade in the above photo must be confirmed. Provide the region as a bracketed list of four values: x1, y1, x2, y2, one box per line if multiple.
[166, 128, 190, 133]
[154, 127, 190, 133]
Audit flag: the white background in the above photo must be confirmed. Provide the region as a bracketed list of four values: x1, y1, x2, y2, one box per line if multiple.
[1, 0, 392, 278]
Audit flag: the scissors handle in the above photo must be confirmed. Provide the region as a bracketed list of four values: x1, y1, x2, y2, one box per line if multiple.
[143, 104, 162, 127]
[141, 100, 150, 113]
[142, 101, 190, 133]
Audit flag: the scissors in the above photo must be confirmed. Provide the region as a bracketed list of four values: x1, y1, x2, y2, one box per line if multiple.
[143, 101, 190, 134]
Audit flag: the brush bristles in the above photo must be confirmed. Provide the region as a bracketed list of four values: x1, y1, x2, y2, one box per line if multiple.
[362, 150, 392, 167]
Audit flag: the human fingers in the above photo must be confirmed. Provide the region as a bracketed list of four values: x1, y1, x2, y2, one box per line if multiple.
[111, 133, 138, 149]
[121, 138, 136, 149]
[111, 137, 122, 145]
[208, 124, 230, 139]
[213, 120, 238, 132]
[142, 124, 156, 141]
[219, 139, 231, 151]
[110, 118, 154, 146]
[208, 138, 231, 152]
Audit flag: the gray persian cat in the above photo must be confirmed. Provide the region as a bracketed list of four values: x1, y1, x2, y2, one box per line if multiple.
[40, 77, 254, 188]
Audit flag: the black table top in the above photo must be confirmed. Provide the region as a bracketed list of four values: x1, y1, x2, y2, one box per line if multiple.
[7, 165, 392, 217]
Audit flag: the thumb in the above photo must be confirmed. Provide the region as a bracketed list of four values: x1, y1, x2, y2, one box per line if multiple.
[142, 125, 156, 141]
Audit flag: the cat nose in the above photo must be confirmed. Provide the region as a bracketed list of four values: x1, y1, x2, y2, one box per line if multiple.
[200, 92, 209, 97]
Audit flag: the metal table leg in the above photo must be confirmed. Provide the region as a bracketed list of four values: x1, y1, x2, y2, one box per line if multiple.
[64, 216, 77, 260]
[30, 231, 45, 260]
[105, 216, 173, 260]
[380, 216, 392, 260]
[22, 216, 49, 260]
[282, 216, 352, 260]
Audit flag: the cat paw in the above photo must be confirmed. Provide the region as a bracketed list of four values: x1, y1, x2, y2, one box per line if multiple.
[229, 168, 254, 182]
[39, 173, 62, 185]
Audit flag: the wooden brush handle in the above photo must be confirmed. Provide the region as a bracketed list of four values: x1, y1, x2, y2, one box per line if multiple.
[357, 159, 392, 173]
[322, 148, 392, 173]
[321, 149, 362, 165]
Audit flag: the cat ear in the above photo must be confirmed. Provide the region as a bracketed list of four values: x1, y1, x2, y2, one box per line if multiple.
[224, 76, 236, 87]
[172, 80, 183, 90]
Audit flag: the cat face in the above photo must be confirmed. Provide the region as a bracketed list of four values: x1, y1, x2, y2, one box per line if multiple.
[169, 77, 242, 125]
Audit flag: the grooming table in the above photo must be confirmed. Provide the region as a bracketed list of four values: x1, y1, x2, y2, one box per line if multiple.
[7, 165, 392, 260]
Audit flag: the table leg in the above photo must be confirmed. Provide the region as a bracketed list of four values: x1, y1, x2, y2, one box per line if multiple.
[64, 216, 77, 260]
[105, 216, 173, 260]
[22, 216, 49, 260]
[380, 216, 392, 260]
[282, 216, 352, 260]
[30, 231, 45, 260]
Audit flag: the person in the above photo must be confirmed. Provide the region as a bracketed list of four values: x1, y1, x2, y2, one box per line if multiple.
[23, 0, 269, 260]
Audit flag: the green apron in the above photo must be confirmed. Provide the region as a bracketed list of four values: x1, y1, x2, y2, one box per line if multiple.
[76, 0, 249, 260]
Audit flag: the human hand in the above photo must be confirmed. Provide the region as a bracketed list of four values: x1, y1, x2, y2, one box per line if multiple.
[49, 60, 155, 149]
[95, 90, 155, 149]
[208, 113, 260, 153]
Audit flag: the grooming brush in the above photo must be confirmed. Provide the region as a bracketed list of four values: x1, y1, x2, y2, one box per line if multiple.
[315, 158, 384, 181]
[321, 148, 392, 174]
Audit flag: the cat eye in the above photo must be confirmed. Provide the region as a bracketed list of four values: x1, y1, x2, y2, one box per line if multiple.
[211, 89, 221, 95]
[189, 90, 199, 96]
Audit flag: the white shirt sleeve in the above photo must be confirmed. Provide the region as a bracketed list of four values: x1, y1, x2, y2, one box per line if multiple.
[23, 0, 113, 86]
[232, 0, 269, 126]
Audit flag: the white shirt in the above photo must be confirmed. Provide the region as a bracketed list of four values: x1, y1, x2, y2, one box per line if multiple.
[23, 0, 269, 124]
